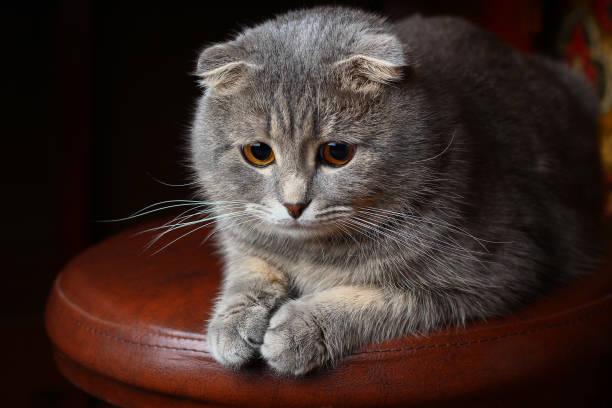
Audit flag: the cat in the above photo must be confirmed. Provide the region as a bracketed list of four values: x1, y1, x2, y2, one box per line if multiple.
[189, 6, 603, 376]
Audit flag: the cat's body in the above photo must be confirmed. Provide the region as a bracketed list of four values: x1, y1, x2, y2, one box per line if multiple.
[191, 7, 603, 375]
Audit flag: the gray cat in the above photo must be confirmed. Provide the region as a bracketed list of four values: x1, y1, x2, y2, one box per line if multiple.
[190, 7, 603, 375]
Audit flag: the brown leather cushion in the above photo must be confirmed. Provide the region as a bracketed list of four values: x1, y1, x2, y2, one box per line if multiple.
[46, 219, 612, 407]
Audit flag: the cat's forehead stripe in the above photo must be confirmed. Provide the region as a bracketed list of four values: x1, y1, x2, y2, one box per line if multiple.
[268, 93, 318, 141]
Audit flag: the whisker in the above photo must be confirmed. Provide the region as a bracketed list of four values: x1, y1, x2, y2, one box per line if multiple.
[353, 213, 488, 269]
[98, 201, 206, 223]
[357, 208, 486, 256]
[148, 210, 252, 254]
[147, 173, 201, 188]
[353, 212, 493, 267]
[358, 212, 485, 266]
[363, 206, 508, 249]
[202, 214, 261, 244]
[315, 206, 353, 217]
[133, 204, 248, 238]
[341, 218, 416, 286]
[154, 204, 213, 231]
[350, 215, 443, 266]
[333, 219, 360, 247]
[145, 209, 251, 249]
[411, 129, 457, 164]
[98, 199, 248, 223]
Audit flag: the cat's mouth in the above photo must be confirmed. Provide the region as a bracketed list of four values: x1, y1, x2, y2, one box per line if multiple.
[274, 220, 327, 230]
[262, 218, 344, 236]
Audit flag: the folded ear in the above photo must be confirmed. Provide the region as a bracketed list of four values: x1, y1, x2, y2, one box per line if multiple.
[334, 33, 406, 94]
[195, 42, 252, 95]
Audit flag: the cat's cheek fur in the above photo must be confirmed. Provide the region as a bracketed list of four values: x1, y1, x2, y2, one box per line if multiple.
[261, 300, 331, 376]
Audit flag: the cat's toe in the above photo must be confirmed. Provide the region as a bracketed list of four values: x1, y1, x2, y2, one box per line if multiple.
[207, 320, 256, 368]
[261, 301, 330, 376]
[207, 300, 272, 368]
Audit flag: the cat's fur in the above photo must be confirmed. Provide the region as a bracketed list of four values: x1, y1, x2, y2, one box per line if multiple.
[190, 7, 603, 375]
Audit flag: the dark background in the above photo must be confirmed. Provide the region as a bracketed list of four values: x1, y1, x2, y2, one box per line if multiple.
[1, 0, 574, 405]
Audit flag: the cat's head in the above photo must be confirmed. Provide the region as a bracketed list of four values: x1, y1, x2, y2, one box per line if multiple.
[190, 8, 439, 238]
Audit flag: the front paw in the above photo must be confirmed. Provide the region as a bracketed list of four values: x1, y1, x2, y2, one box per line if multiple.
[260, 300, 330, 376]
[207, 294, 274, 368]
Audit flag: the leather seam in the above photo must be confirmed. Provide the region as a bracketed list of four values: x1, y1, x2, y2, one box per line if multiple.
[55, 301, 607, 358]
[351, 310, 598, 356]
[54, 274, 207, 343]
[67, 314, 209, 354]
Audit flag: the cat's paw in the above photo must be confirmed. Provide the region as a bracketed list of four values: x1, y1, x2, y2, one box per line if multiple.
[260, 300, 330, 376]
[207, 294, 273, 368]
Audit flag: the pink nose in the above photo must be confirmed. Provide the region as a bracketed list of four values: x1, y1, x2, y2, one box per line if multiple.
[283, 202, 308, 219]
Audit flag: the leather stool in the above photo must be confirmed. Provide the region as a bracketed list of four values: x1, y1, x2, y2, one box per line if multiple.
[46, 219, 612, 407]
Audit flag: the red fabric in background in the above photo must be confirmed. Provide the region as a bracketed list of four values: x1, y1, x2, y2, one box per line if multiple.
[477, 0, 541, 52]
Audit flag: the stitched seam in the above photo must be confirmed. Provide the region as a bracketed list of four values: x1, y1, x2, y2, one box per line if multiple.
[57, 305, 607, 358]
[351, 311, 599, 356]
[53, 273, 612, 357]
[67, 314, 210, 355]
[55, 275, 207, 343]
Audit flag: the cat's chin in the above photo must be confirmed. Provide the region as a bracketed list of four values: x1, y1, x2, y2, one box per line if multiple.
[263, 220, 338, 238]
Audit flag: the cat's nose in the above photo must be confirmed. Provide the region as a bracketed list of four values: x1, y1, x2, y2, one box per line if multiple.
[283, 201, 309, 219]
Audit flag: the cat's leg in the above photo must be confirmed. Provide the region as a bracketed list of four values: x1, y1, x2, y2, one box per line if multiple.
[260, 286, 442, 376]
[207, 256, 288, 368]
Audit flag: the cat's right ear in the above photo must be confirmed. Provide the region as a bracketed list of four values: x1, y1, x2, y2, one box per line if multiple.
[333, 33, 407, 95]
[195, 43, 253, 95]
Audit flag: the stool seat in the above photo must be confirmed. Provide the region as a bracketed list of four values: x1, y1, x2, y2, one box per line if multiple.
[46, 219, 612, 407]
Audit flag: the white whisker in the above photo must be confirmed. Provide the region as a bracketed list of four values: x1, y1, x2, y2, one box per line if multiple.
[149, 210, 253, 255]
[411, 129, 456, 164]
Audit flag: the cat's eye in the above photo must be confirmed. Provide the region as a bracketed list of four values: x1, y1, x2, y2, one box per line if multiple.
[242, 142, 275, 167]
[319, 142, 355, 167]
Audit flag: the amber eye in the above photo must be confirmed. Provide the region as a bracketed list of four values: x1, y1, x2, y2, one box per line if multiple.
[242, 142, 275, 167]
[319, 142, 355, 167]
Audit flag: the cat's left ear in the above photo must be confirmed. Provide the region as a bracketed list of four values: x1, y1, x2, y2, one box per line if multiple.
[334, 33, 407, 94]
[195, 42, 253, 95]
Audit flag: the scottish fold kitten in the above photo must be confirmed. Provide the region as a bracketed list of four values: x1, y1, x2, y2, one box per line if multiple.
[190, 7, 603, 375]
